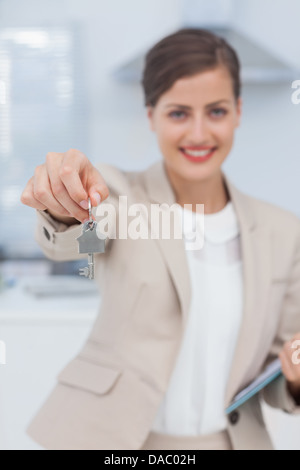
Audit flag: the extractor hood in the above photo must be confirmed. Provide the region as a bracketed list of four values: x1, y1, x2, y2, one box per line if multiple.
[111, 26, 298, 84]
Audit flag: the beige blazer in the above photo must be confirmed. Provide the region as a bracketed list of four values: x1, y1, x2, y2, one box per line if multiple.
[26, 159, 300, 450]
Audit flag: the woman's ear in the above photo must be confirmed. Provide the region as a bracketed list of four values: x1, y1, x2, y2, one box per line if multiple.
[235, 97, 242, 128]
[147, 106, 155, 132]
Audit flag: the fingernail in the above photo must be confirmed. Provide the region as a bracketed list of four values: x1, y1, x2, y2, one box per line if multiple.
[83, 218, 89, 224]
[92, 193, 101, 205]
[79, 200, 89, 210]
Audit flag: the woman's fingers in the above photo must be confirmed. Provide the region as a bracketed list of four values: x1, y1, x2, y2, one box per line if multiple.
[21, 149, 109, 224]
[32, 164, 71, 218]
[20, 176, 48, 211]
[88, 169, 110, 207]
[279, 346, 298, 382]
[46, 152, 90, 222]
[56, 149, 88, 204]
[58, 150, 109, 209]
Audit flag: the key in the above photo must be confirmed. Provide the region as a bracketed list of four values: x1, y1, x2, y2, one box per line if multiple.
[76, 198, 106, 280]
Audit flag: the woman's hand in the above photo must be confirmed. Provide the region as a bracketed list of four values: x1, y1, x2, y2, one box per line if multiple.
[279, 333, 300, 405]
[20, 149, 109, 224]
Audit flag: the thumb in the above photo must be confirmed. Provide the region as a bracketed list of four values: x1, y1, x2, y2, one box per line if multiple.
[88, 188, 102, 207]
[88, 184, 110, 207]
[87, 167, 110, 207]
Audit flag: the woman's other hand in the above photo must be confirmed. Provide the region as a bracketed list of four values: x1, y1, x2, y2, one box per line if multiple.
[279, 333, 300, 405]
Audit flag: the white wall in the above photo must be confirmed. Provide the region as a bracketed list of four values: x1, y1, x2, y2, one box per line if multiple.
[224, 0, 300, 215]
[223, 82, 300, 216]
[232, 0, 300, 69]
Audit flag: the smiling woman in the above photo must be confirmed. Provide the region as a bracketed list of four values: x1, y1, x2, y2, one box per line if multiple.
[143, 29, 242, 215]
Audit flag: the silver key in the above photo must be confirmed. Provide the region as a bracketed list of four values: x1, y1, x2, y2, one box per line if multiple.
[76, 198, 106, 280]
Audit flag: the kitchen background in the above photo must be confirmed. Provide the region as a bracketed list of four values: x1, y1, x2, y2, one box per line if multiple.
[0, 0, 300, 450]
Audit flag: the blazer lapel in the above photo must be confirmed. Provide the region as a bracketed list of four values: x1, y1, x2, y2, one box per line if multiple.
[223, 181, 272, 407]
[142, 159, 273, 405]
[142, 159, 191, 325]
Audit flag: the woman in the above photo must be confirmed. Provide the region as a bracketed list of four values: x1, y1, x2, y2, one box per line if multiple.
[21, 28, 300, 450]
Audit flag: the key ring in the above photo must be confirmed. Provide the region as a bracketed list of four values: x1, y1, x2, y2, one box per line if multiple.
[87, 197, 95, 230]
[88, 197, 92, 222]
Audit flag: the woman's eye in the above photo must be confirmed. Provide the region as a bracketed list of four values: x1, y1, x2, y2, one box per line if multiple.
[169, 110, 186, 119]
[169, 109, 227, 120]
[210, 108, 227, 118]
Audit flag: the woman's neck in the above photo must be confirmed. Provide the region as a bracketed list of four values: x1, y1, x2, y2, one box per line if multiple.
[164, 164, 230, 214]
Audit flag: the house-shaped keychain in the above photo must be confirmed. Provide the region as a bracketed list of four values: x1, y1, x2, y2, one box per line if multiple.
[76, 221, 106, 254]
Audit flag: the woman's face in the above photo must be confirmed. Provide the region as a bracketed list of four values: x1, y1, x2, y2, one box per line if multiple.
[147, 66, 242, 182]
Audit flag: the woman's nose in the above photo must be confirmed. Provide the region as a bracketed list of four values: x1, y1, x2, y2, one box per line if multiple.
[188, 117, 210, 143]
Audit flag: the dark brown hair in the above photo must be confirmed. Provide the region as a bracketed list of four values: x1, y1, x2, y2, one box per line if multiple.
[141, 28, 241, 107]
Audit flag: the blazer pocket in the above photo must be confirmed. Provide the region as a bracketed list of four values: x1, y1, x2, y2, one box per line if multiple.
[57, 357, 122, 395]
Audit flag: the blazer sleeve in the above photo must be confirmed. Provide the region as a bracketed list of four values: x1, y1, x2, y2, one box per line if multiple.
[34, 162, 130, 262]
[260, 221, 300, 415]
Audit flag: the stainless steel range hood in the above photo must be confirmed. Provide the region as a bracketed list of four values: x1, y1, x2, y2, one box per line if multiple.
[111, 26, 298, 84]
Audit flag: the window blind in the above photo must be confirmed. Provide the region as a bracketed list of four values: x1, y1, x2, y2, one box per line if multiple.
[0, 26, 88, 259]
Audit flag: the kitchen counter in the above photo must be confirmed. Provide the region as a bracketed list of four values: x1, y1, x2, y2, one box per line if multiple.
[0, 275, 100, 324]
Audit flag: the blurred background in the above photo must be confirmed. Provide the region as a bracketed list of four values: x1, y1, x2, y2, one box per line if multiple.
[0, 0, 300, 450]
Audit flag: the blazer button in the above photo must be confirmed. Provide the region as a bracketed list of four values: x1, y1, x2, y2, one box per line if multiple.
[229, 410, 239, 425]
[43, 227, 51, 241]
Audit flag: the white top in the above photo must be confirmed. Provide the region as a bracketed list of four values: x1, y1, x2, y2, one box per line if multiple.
[151, 201, 244, 435]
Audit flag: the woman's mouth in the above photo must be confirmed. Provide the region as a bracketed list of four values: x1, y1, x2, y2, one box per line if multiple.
[179, 147, 217, 163]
